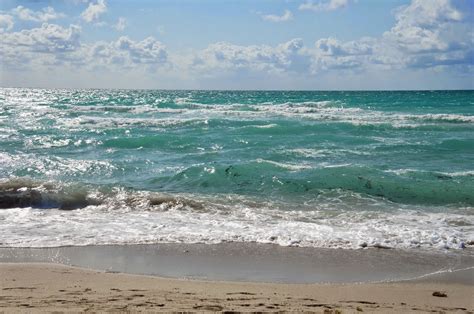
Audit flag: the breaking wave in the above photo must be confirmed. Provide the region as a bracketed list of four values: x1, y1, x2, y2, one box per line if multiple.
[0, 178, 473, 250]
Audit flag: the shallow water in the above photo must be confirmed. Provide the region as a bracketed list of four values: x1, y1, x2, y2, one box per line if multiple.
[0, 88, 473, 250]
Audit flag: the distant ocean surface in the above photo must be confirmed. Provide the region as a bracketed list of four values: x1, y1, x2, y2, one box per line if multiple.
[1, 88, 473, 251]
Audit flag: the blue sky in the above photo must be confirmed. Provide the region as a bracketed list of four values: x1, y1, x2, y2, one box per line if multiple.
[0, 0, 473, 89]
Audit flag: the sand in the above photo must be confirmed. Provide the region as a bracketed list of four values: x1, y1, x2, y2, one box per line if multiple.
[0, 263, 473, 313]
[2, 243, 474, 284]
[1, 244, 473, 312]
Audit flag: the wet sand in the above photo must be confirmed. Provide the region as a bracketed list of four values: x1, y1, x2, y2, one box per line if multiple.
[1, 243, 473, 312]
[1, 243, 474, 283]
[1, 263, 473, 312]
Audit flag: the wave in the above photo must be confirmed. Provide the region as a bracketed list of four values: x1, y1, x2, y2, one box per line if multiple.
[60, 116, 207, 130]
[255, 159, 313, 171]
[8, 97, 472, 131]
[0, 178, 203, 211]
[0, 178, 472, 250]
[385, 169, 474, 177]
[4, 157, 472, 208]
[151, 163, 474, 206]
[409, 114, 474, 124]
[1, 90, 473, 250]
[0, 179, 96, 210]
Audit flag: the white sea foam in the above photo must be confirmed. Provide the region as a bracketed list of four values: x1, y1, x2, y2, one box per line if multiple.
[0, 152, 116, 177]
[66, 105, 186, 115]
[255, 159, 313, 171]
[4, 93, 473, 131]
[1, 89, 473, 251]
[385, 169, 474, 177]
[58, 116, 207, 130]
[252, 123, 278, 129]
[24, 136, 72, 149]
[0, 191, 472, 250]
[290, 148, 372, 158]
[160, 101, 474, 128]
[410, 113, 474, 123]
[445, 170, 474, 177]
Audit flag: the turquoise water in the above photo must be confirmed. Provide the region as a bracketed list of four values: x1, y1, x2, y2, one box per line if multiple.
[1, 88, 473, 250]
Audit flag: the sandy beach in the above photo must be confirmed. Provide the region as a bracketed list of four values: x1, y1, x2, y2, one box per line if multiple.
[2, 0, 474, 312]
[1, 262, 473, 313]
[1, 244, 473, 312]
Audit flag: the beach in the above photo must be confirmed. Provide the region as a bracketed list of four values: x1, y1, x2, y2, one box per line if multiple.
[1, 243, 473, 312]
[1, 89, 473, 311]
[2, 263, 473, 313]
[1, 0, 474, 311]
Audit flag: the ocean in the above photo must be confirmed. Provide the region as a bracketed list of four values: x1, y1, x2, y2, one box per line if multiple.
[0, 88, 473, 251]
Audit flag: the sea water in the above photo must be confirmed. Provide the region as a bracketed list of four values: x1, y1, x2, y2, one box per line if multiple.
[0, 88, 473, 251]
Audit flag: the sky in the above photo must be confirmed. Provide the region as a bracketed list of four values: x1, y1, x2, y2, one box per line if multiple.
[0, 0, 473, 90]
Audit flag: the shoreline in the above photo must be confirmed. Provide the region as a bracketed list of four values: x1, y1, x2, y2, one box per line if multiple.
[1, 262, 473, 312]
[1, 243, 473, 284]
[1, 243, 473, 312]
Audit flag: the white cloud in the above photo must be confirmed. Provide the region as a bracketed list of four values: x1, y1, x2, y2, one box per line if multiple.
[1, 23, 81, 53]
[12, 6, 65, 22]
[113, 36, 168, 65]
[393, 0, 462, 27]
[383, 0, 464, 53]
[298, 0, 472, 73]
[315, 37, 373, 56]
[0, 23, 82, 71]
[299, 0, 350, 12]
[81, 0, 107, 23]
[0, 14, 14, 32]
[0, 0, 472, 89]
[114, 17, 127, 31]
[308, 37, 377, 73]
[261, 10, 293, 22]
[187, 36, 379, 78]
[379, 0, 472, 72]
[0, 21, 170, 72]
[190, 38, 309, 77]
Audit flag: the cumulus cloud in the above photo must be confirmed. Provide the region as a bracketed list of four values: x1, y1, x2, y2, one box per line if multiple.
[299, 0, 350, 12]
[261, 10, 293, 22]
[12, 6, 66, 22]
[81, 0, 107, 23]
[381, 0, 472, 70]
[302, 0, 473, 72]
[315, 37, 373, 56]
[187, 35, 380, 77]
[0, 21, 169, 72]
[2, 23, 81, 53]
[114, 17, 127, 31]
[384, 0, 464, 53]
[308, 38, 374, 73]
[393, 0, 462, 28]
[113, 36, 168, 65]
[303, 0, 471, 72]
[0, 23, 82, 72]
[0, 14, 14, 32]
[190, 38, 309, 76]
[0, 0, 472, 87]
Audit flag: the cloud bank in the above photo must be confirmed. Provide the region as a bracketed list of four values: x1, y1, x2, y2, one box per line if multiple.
[0, 0, 472, 89]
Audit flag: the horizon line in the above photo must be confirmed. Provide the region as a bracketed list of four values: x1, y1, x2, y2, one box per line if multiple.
[1, 86, 473, 92]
